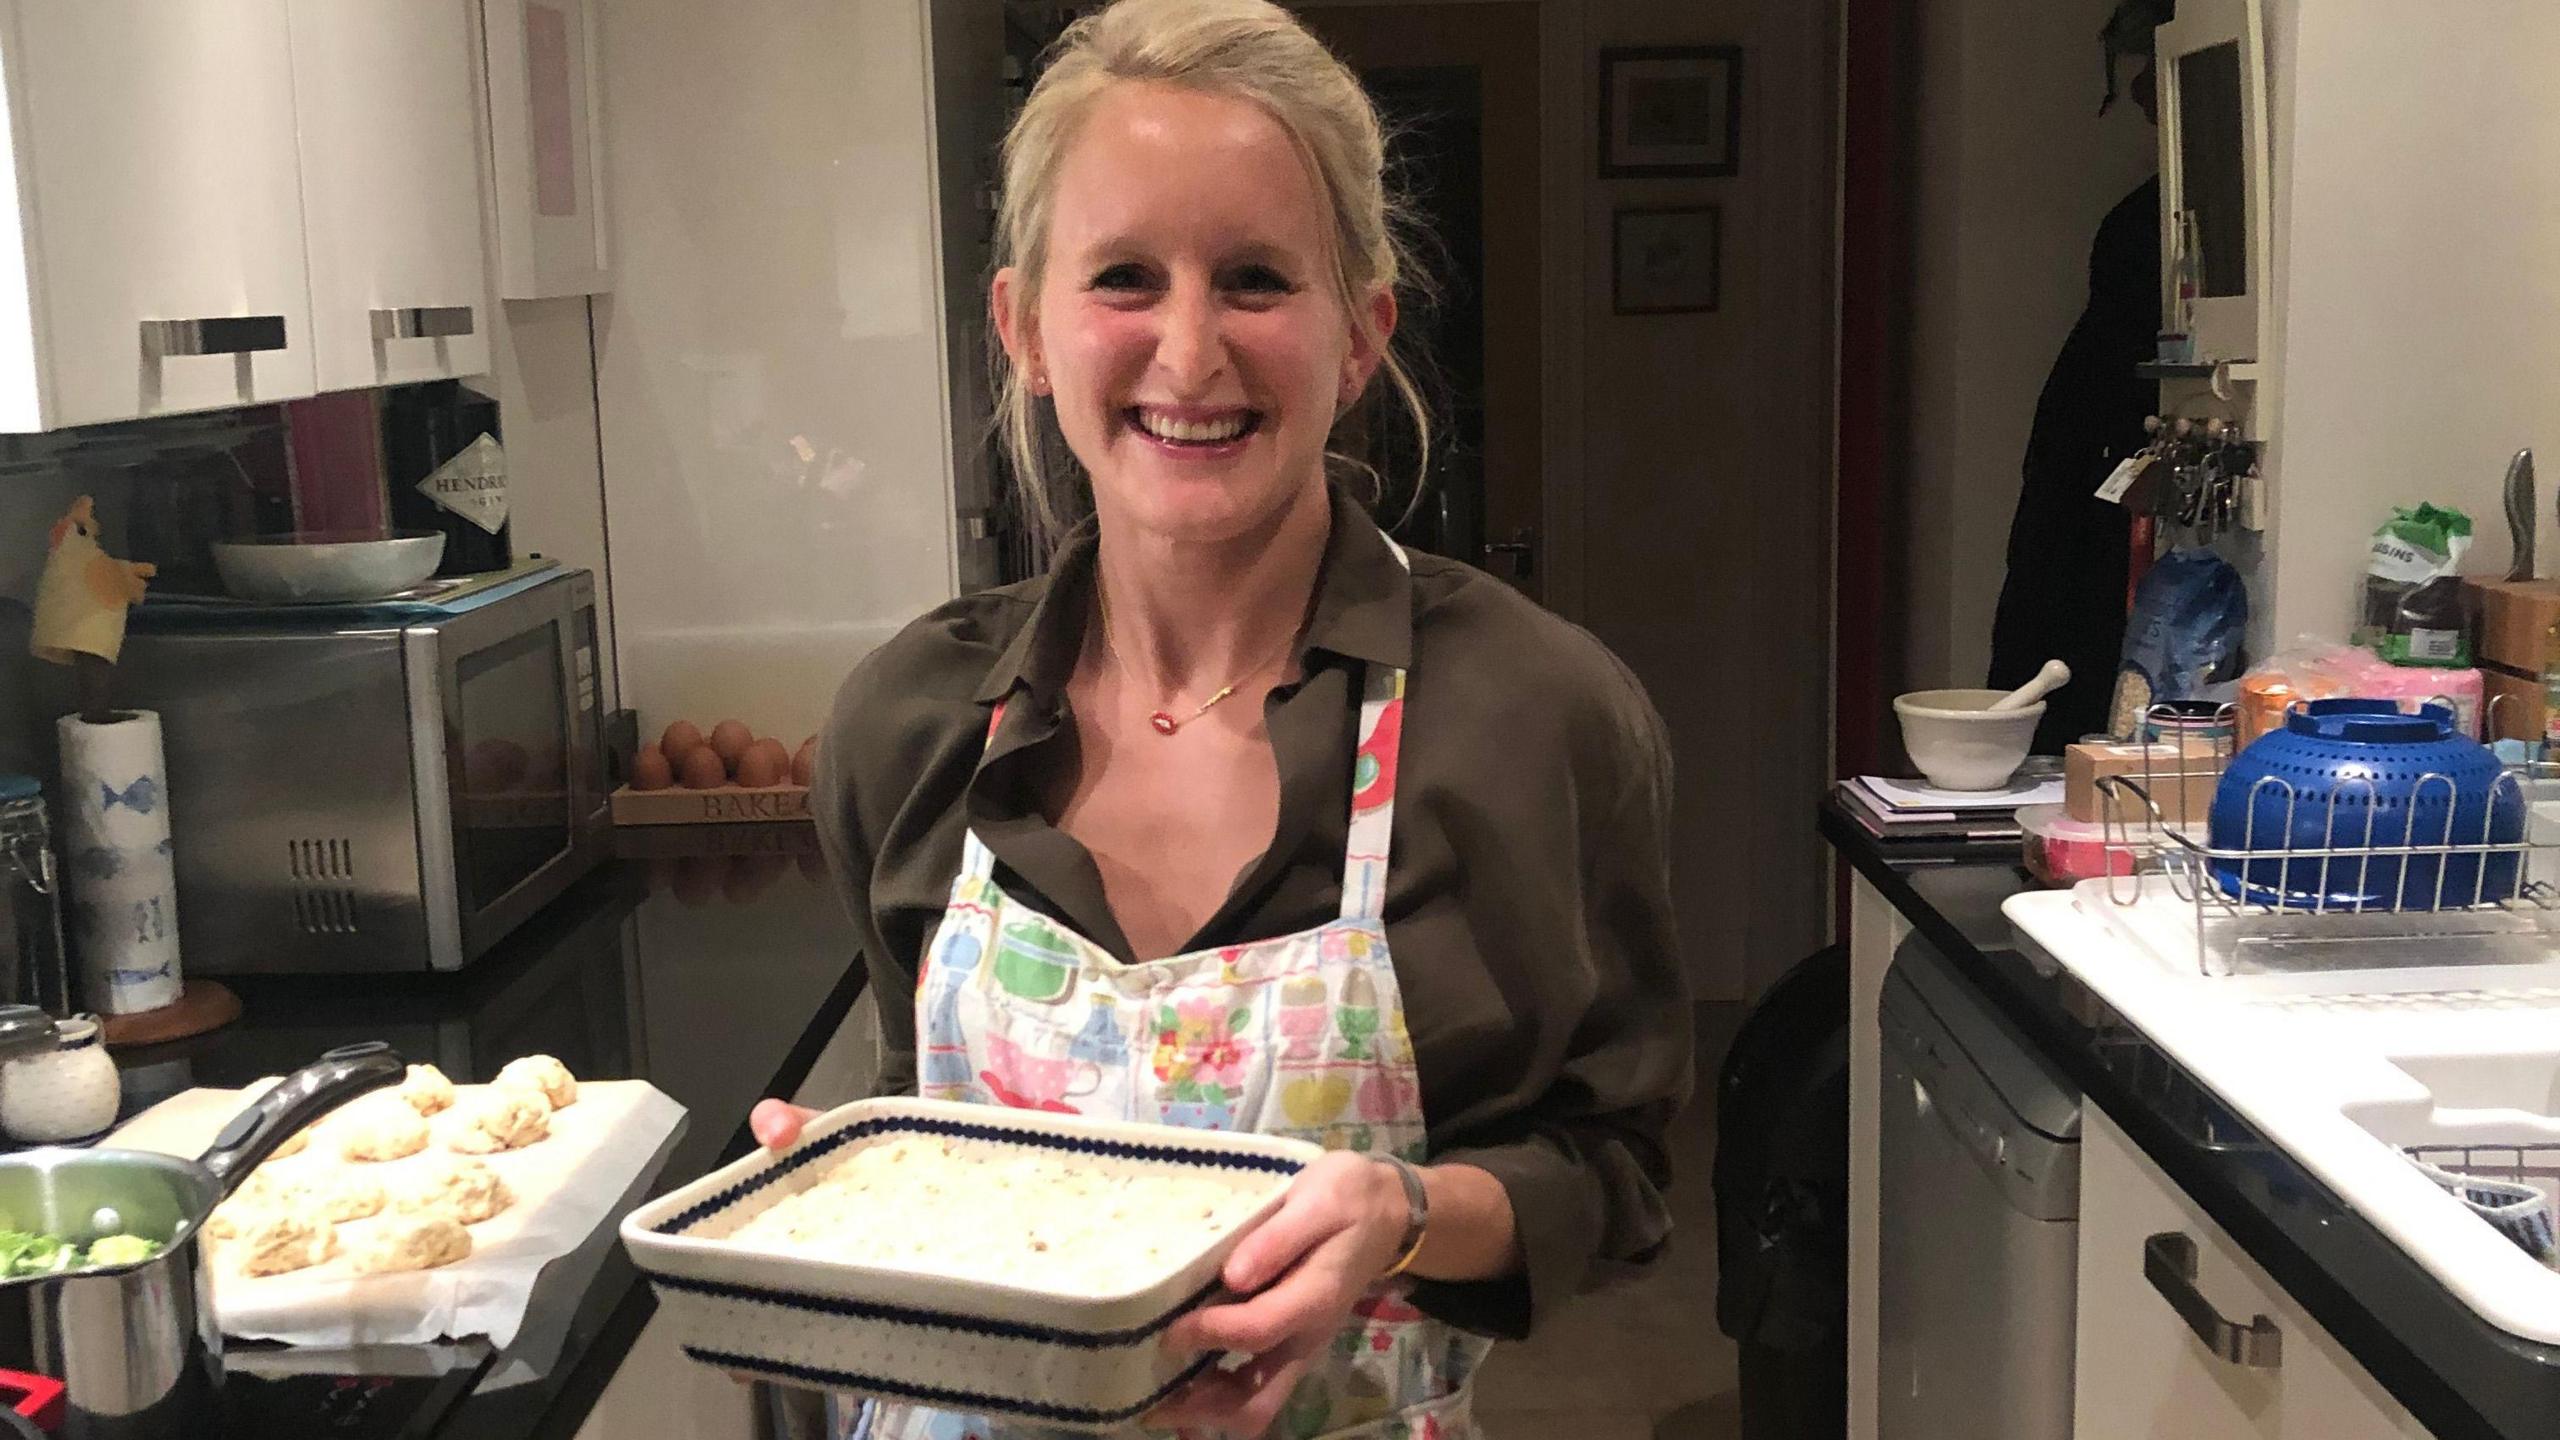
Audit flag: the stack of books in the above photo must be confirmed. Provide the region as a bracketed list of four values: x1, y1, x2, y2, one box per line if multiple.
[1835, 773, 2064, 843]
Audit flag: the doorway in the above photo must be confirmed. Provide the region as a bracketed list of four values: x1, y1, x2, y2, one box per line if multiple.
[1293, 2, 1546, 600]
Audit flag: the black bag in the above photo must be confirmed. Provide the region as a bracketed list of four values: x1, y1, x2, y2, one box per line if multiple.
[1712, 945, 1849, 1440]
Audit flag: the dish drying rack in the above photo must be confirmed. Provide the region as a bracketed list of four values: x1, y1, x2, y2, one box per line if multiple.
[2090, 702, 2560, 980]
[2404, 1142, 2560, 1266]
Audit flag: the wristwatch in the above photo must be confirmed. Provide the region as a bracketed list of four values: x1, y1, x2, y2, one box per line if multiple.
[1372, 1154, 1430, 1280]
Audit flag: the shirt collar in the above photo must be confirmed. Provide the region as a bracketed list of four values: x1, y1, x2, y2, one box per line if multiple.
[969, 488, 1415, 707]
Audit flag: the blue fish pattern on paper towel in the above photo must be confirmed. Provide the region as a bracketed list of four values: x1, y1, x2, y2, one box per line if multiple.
[109, 960, 173, 986]
[71, 848, 124, 883]
[99, 777, 160, 814]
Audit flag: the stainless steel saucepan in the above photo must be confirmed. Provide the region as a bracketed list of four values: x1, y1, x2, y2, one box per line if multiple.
[0, 1041, 405, 1439]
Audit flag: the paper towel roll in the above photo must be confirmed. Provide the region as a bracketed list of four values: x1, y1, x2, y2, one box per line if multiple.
[57, 710, 182, 1014]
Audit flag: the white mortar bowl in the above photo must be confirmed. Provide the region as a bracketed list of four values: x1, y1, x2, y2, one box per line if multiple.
[1894, 689, 2043, 791]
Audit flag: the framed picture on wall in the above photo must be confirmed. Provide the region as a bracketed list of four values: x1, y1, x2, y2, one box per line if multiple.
[1613, 206, 1720, 315]
[1600, 45, 1741, 178]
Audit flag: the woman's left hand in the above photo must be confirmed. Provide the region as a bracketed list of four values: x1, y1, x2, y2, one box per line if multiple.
[1147, 1151, 1411, 1435]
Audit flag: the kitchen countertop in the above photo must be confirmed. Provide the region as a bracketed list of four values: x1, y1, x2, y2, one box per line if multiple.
[92, 828, 867, 1440]
[1823, 804, 2560, 1440]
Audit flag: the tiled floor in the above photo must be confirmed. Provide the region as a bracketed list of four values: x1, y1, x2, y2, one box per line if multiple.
[1475, 1004, 1748, 1440]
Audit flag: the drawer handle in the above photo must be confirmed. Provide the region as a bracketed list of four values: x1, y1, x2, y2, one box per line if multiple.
[370, 305, 476, 341]
[2144, 1232, 2283, 1369]
[140, 315, 288, 358]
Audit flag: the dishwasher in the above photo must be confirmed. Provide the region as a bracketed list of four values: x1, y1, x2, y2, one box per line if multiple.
[1878, 935, 2082, 1439]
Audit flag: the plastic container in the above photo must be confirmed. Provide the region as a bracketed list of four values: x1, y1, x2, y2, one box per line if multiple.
[2020, 805, 2141, 887]
[621, 1098, 1322, 1432]
[2208, 700, 2524, 908]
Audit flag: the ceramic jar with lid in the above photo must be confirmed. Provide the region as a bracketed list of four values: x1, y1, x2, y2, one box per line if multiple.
[2, 1016, 120, 1144]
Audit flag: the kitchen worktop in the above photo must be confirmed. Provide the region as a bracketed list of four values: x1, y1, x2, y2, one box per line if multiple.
[1823, 804, 2560, 1440]
[94, 829, 867, 1440]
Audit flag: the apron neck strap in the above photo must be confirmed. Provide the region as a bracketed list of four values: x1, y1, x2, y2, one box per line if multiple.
[1339, 663, 1407, 923]
[960, 701, 1009, 883]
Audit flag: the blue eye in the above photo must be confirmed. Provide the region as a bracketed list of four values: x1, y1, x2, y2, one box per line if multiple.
[1091, 264, 1151, 291]
[1229, 265, 1294, 294]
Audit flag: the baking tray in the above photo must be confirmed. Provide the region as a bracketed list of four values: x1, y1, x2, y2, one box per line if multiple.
[620, 1097, 1318, 1431]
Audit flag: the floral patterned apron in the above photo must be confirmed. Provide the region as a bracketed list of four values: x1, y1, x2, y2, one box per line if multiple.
[852, 659, 1488, 1440]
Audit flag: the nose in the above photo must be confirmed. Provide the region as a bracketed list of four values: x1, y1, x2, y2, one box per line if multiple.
[1151, 277, 1226, 393]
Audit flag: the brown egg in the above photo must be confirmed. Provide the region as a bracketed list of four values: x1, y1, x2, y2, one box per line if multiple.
[630, 743, 675, 791]
[661, 720, 706, 764]
[707, 720, 754, 774]
[791, 735, 818, 787]
[678, 744, 729, 790]
[735, 743, 785, 788]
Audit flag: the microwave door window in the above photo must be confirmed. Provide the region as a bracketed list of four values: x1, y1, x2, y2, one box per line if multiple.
[454, 627, 572, 913]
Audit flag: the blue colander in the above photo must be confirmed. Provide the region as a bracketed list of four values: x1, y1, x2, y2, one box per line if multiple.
[2208, 699, 2525, 908]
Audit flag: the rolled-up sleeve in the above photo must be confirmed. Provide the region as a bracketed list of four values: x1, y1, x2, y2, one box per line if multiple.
[811, 662, 923, 1100]
[1406, 686, 1691, 1340]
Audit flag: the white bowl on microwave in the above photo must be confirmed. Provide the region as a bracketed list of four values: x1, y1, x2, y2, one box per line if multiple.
[210, 532, 446, 604]
[619, 1097, 1320, 1431]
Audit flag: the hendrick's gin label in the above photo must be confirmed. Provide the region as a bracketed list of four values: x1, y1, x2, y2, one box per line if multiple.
[384, 380, 513, 575]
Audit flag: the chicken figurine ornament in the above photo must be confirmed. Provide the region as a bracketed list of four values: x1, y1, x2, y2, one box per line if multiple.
[31, 495, 155, 720]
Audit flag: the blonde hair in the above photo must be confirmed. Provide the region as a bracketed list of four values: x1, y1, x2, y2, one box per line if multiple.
[991, 0, 1434, 553]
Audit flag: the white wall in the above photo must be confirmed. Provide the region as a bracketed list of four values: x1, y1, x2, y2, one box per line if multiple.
[591, 0, 962, 746]
[1900, 0, 2159, 690]
[2256, 1, 2560, 641]
[489, 295, 619, 709]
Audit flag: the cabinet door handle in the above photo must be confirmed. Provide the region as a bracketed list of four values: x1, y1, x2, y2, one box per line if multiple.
[370, 305, 476, 341]
[2144, 1232, 2283, 1369]
[139, 316, 288, 358]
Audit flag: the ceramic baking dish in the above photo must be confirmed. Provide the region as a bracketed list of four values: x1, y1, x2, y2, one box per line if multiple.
[619, 1097, 1320, 1431]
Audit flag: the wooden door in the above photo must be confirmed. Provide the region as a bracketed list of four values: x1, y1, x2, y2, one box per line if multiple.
[1292, 3, 1545, 599]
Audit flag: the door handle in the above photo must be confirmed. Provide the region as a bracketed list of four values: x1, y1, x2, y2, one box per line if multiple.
[1483, 526, 1537, 582]
[371, 305, 476, 341]
[139, 315, 288, 358]
[2143, 1232, 2283, 1368]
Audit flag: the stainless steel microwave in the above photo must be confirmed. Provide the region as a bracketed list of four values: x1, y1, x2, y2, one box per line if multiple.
[116, 563, 608, 973]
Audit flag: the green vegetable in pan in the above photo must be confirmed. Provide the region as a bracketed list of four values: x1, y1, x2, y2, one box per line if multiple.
[0, 1228, 160, 1276]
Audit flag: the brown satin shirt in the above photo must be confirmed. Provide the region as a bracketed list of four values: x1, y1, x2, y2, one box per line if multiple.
[811, 491, 1691, 1339]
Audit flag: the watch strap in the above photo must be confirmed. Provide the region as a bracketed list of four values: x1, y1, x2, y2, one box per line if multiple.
[1374, 1154, 1429, 1279]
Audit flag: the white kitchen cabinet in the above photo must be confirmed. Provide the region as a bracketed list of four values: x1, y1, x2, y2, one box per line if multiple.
[287, 0, 492, 390]
[0, 0, 317, 431]
[2075, 1107, 2433, 1440]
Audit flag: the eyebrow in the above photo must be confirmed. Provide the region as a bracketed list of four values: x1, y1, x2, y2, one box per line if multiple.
[1072, 235, 1306, 271]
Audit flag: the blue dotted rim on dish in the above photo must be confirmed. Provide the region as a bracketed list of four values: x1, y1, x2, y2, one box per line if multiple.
[654, 1113, 1306, 1236]
[685, 1345, 1220, 1427]
[651, 1270, 1226, 1349]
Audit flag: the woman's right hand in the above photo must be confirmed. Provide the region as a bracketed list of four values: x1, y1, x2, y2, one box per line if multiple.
[749, 1099, 817, 1150]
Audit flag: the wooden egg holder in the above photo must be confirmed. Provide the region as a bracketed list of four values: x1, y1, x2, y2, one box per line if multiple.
[609, 783, 811, 826]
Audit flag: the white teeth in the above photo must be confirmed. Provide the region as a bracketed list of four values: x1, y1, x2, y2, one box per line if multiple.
[1136, 409, 1249, 444]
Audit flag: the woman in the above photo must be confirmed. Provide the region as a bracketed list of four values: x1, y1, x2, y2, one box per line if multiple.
[752, 1, 1690, 1435]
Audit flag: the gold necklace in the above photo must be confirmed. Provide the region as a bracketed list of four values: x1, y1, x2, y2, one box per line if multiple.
[1096, 592, 1299, 736]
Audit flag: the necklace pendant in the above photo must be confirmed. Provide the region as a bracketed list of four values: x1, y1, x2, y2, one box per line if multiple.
[1149, 711, 1179, 736]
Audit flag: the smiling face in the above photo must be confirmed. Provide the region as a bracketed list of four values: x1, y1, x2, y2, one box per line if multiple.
[995, 81, 1392, 549]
